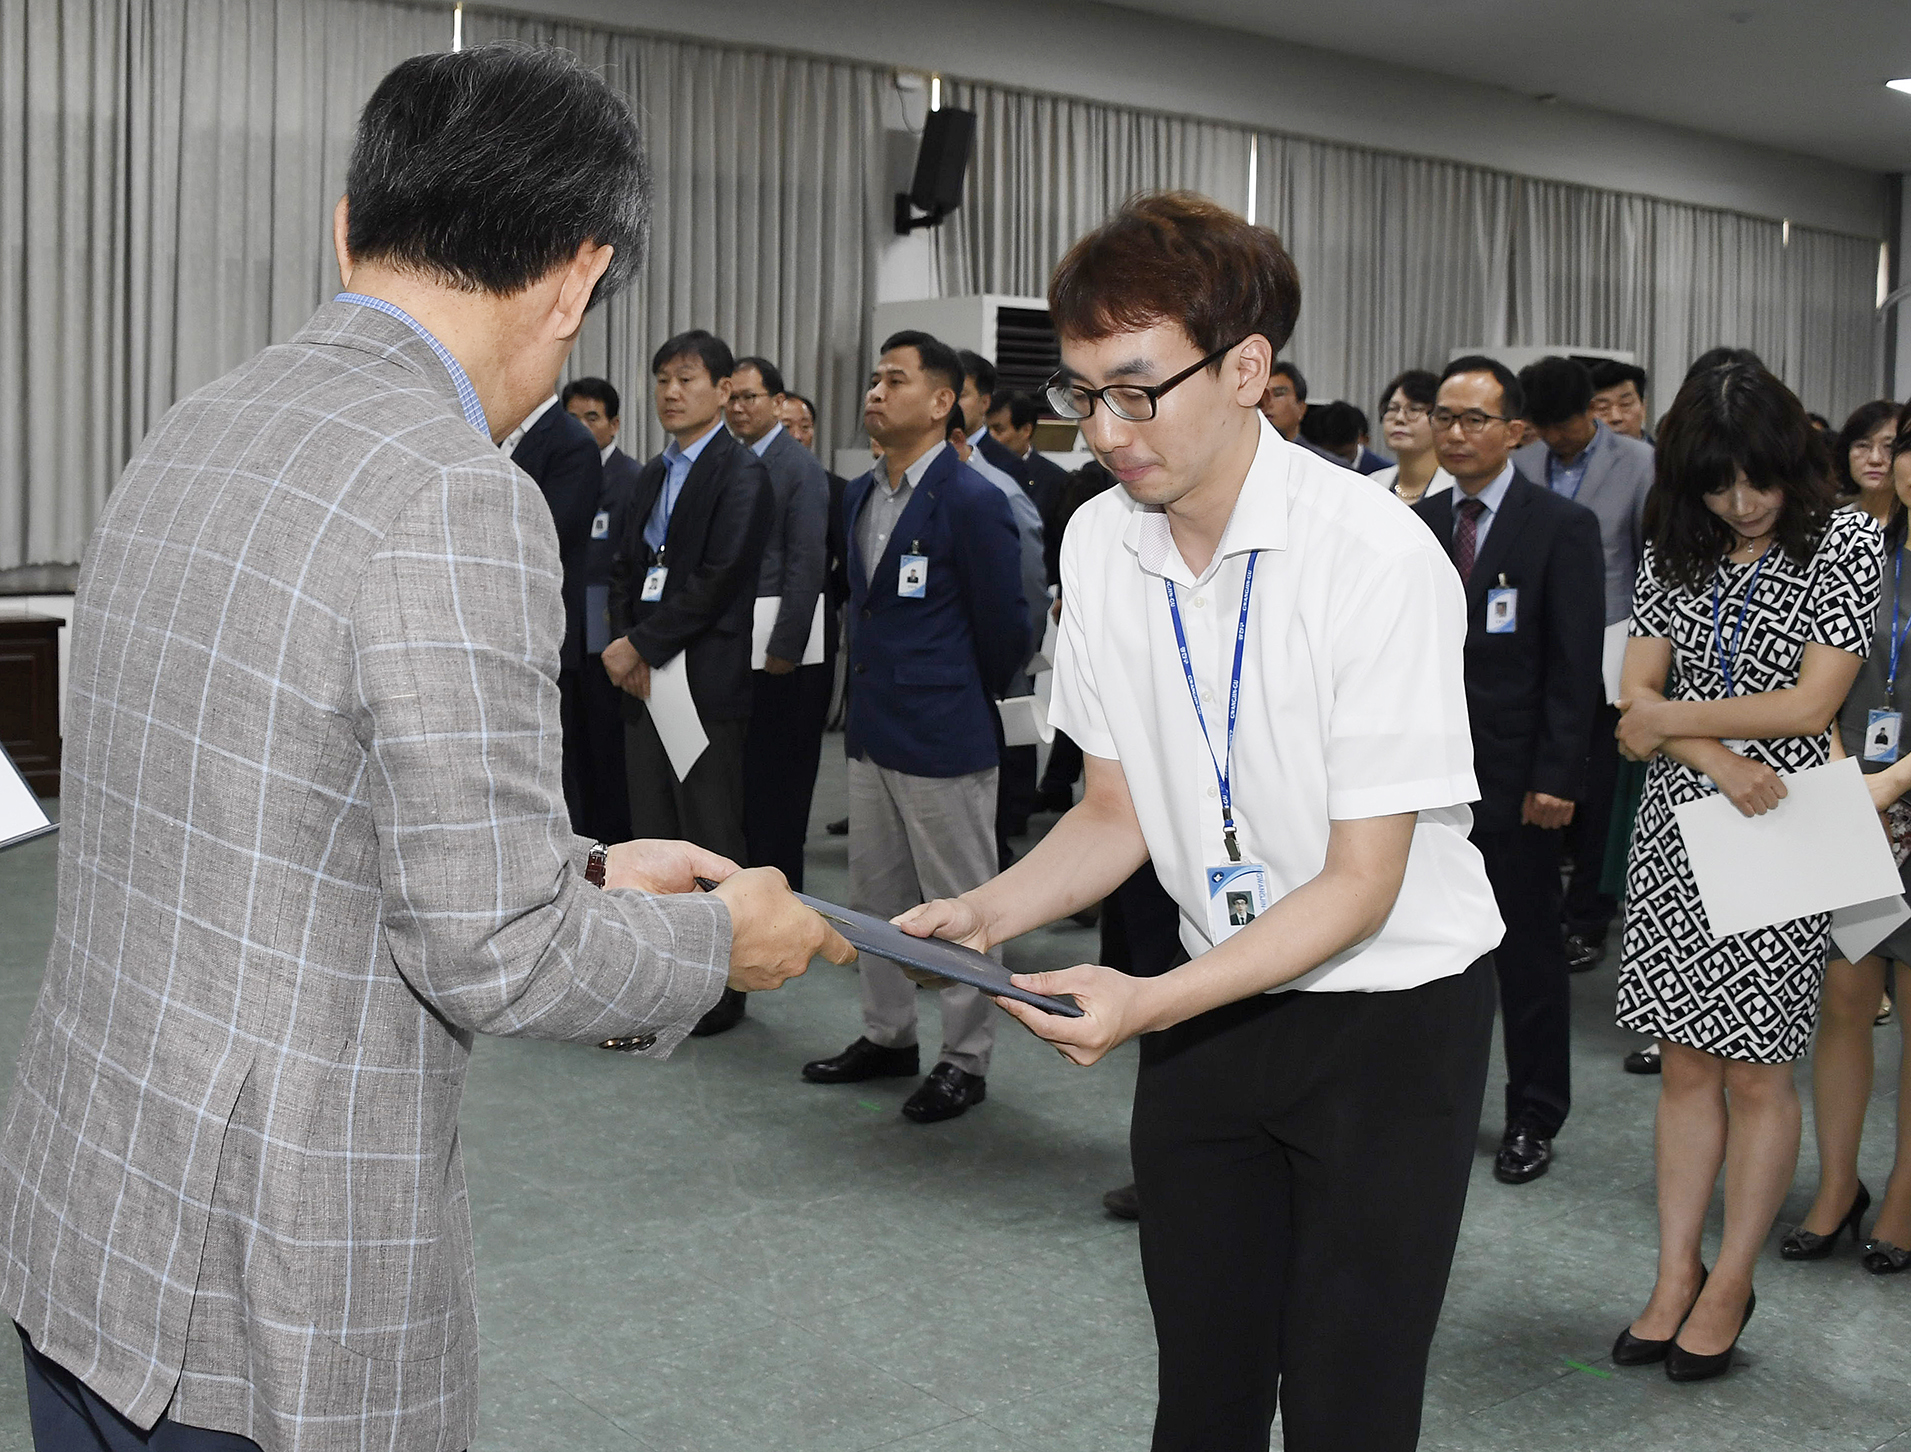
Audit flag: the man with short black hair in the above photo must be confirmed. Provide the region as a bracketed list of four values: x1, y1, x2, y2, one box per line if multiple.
[607, 330, 777, 1034]
[1514, 355, 1655, 972]
[726, 355, 832, 904]
[1588, 359, 1651, 443]
[563, 375, 641, 842]
[1421, 355, 1605, 1188]
[0, 46, 847, 1452]
[899, 195, 1502, 1451]
[989, 388, 1073, 560]
[957, 349, 1034, 491]
[801, 330, 1027, 1124]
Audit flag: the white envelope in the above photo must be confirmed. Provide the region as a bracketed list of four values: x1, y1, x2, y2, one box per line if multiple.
[1830, 894, 1911, 963]
[997, 694, 1054, 747]
[1028, 610, 1060, 674]
[1673, 758, 1903, 940]
[646, 652, 708, 781]
[751, 595, 827, 672]
[1603, 619, 1629, 706]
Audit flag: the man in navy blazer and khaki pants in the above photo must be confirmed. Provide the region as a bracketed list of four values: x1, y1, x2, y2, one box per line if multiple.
[1415, 356, 1604, 1188]
[802, 331, 1029, 1123]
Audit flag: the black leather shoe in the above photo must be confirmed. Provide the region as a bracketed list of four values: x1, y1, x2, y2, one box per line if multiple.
[1493, 1122, 1553, 1184]
[1665, 1288, 1754, 1382]
[1863, 1237, 1911, 1275]
[901, 1061, 986, 1123]
[1781, 1182, 1870, 1259]
[688, 987, 746, 1037]
[1612, 1266, 1707, 1367]
[825, 816, 849, 836]
[801, 1037, 919, 1084]
[1624, 1043, 1662, 1075]
[1565, 930, 1606, 972]
[1102, 1183, 1140, 1220]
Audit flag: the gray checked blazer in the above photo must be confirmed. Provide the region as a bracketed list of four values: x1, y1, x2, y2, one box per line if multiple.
[0, 301, 731, 1452]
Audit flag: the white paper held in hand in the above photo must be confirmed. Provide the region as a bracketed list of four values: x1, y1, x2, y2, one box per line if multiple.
[646, 653, 708, 781]
[750, 596, 827, 672]
[1673, 758, 1902, 940]
[0, 745, 56, 853]
[1602, 619, 1629, 706]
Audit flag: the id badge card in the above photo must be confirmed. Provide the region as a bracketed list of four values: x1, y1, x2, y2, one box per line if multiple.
[898, 553, 928, 599]
[1206, 862, 1272, 944]
[1866, 708, 1903, 764]
[1486, 587, 1518, 634]
[640, 564, 668, 603]
[590, 510, 611, 540]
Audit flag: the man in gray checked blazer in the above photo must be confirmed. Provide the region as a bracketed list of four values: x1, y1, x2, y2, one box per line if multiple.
[0, 46, 848, 1452]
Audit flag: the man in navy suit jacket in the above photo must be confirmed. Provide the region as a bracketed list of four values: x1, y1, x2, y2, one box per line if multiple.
[1415, 357, 1604, 1190]
[562, 376, 643, 844]
[504, 388, 602, 833]
[801, 331, 1027, 1124]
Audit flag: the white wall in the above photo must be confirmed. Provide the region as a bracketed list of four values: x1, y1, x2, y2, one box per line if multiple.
[492, 0, 1887, 238]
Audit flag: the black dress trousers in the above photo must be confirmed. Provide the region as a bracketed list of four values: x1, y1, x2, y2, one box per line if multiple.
[575, 654, 633, 844]
[1473, 822, 1573, 1136]
[1130, 959, 1494, 1452]
[18, 1323, 269, 1452]
[742, 662, 832, 890]
[1562, 701, 1622, 938]
[625, 709, 749, 863]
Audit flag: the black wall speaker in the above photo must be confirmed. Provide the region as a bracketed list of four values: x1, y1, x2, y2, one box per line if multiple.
[896, 107, 976, 234]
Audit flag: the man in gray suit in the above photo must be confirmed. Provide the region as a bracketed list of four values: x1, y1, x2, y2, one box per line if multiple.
[1515, 356, 1654, 971]
[0, 46, 849, 1452]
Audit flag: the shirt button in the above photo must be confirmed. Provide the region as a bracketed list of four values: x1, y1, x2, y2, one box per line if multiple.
[1201, 689, 1214, 703]
[1208, 785, 1219, 799]
[1193, 595, 1206, 608]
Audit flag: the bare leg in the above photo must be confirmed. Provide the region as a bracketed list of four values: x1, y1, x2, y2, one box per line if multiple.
[1800, 955, 1886, 1234]
[1629, 1042, 1724, 1340]
[1677, 1057, 1802, 1354]
[1870, 962, 1911, 1249]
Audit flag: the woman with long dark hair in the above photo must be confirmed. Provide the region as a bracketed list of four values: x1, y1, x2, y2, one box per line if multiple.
[1833, 398, 1899, 518]
[1608, 363, 1883, 1380]
[1785, 399, 1911, 1275]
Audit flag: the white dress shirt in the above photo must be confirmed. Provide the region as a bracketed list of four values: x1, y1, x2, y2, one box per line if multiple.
[1048, 419, 1503, 991]
[500, 393, 558, 456]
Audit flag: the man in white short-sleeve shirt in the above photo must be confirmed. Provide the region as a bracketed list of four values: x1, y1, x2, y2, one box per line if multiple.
[897, 194, 1504, 1452]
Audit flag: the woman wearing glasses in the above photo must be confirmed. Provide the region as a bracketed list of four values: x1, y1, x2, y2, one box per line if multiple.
[1609, 363, 1882, 1381]
[1834, 399, 1899, 520]
[1367, 369, 1451, 505]
[1785, 400, 1911, 1276]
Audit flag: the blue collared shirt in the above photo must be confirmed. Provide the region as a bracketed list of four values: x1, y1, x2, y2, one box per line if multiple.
[644, 418, 726, 551]
[1455, 462, 1516, 556]
[333, 292, 489, 439]
[1545, 419, 1607, 501]
[748, 421, 784, 459]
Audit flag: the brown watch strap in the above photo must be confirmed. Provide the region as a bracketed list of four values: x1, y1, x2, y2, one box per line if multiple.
[586, 841, 608, 888]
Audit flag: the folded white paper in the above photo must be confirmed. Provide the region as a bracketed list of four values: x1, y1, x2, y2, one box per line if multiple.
[1028, 610, 1059, 675]
[0, 745, 55, 853]
[646, 652, 708, 781]
[1673, 758, 1903, 940]
[1830, 894, 1911, 963]
[751, 595, 827, 672]
[1603, 619, 1629, 706]
[997, 694, 1054, 747]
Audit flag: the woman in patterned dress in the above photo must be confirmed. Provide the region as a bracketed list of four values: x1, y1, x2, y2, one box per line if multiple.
[1607, 363, 1883, 1381]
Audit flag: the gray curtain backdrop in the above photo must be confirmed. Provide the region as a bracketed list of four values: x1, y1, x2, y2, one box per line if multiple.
[931, 77, 1251, 299]
[1, 0, 450, 569]
[462, 9, 889, 466]
[1, 0, 1887, 567]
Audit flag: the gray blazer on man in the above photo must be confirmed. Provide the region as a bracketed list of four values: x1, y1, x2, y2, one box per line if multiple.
[0, 301, 731, 1452]
[753, 424, 830, 663]
[1514, 420, 1654, 625]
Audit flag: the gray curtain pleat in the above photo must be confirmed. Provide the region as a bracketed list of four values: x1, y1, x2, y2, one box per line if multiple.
[461, 10, 888, 465]
[0, 0, 449, 569]
[932, 78, 1252, 300]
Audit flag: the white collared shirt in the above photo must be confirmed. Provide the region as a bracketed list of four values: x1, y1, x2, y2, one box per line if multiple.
[1049, 418, 1502, 991]
[599, 441, 615, 465]
[501, 394, 559, 457]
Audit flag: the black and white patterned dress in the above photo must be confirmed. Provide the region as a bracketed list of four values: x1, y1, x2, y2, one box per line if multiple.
[1615, 511, 1884, 1062]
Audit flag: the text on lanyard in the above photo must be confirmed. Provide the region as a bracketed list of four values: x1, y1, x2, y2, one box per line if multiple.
[1165, 551, 1258, 863]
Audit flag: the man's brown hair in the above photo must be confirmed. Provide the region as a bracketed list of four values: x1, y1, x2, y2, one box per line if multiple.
[1048, 191, 1302, 361]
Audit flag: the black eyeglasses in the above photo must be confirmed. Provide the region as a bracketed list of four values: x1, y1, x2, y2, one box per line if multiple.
[1044, 338, 1247, 423]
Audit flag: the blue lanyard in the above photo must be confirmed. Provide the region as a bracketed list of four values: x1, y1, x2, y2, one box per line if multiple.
[1889, 548, 1911, 698]
[1165, 552, 1258, 863]
[1710, 552, 1768, 698]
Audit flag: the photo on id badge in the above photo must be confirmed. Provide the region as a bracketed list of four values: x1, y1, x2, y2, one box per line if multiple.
[1207, 862, 1272, 942]
[898, 551, 928, 599]
[1868, 708, 1903, 764]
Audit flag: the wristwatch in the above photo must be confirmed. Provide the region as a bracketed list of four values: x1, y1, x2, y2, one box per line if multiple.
[586, 841, 609, 888]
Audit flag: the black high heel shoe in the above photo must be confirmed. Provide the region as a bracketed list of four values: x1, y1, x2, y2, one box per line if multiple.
[1665, 1287, 1756, 1382]
[1780, 1183, 1870, 1259]
[1862, 1238, 1911, 1275]
[1612, 1266, 1707, 1366]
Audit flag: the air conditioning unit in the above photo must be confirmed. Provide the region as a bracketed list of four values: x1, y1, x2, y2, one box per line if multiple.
[871, 294, 1062, 398]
